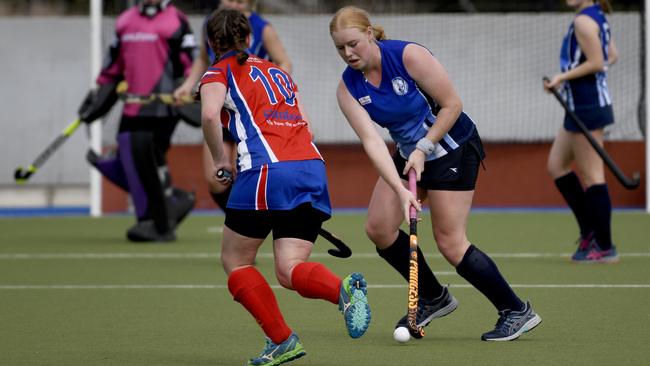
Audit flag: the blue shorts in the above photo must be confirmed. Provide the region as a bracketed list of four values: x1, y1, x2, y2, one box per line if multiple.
[564, 105, 614, 132]
[226, 159, 332, 217]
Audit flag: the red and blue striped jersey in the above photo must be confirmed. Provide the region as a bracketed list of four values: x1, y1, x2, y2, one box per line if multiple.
[199, 51, 323, 173]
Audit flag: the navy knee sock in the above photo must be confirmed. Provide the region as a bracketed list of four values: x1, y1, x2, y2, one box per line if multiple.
[585, 184, 612, 250]
[554, 172, 592, 238]
[456, 244, 524, 312]
[376, 230, 443, 299]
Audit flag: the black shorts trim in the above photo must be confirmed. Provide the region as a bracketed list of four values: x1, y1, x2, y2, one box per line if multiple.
[224, 202, 328, 243]
[393, 130, 485, 191]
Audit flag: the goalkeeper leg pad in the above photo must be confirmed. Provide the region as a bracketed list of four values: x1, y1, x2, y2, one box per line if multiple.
[117, 132, 173, 237]
[87, 149, 128, 190]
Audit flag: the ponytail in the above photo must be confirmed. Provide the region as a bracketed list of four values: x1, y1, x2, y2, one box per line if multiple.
[236, 50, 249, 65]
[598, 0, 612, 14]
[371, 25, 386, 41]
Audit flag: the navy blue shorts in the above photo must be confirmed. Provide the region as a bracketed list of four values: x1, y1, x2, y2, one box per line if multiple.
[393, 129, 485, 191]
[224, 202, 328, 242]
[564, 105, 614, 132]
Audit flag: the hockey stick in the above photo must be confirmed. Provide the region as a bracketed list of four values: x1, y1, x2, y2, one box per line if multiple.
[118, 92, 194, 105]
[407, 169, 424, 338]
[216, 169, 353, 258]
[14, 118, 82, 183]
[116, 80, 194, 105]
[544, 77, 641, 190]
[318, 227, 352, 258]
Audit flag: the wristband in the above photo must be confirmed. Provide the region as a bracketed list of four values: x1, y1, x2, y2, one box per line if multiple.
[415, 137, 436, 156]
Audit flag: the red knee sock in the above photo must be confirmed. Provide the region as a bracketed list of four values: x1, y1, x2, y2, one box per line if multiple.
[227, 266, 292, 344]
[291, 262, 341, 305]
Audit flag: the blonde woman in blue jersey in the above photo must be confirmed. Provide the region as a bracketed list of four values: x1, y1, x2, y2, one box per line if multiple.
[330, 6, 541, 342]
[544, 0, 619, 263]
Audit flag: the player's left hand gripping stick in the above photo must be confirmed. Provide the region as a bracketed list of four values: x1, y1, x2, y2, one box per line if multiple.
[216, 169, 233, 182]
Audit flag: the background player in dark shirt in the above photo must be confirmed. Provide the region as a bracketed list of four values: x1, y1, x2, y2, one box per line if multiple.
[544, 0, 619, 263]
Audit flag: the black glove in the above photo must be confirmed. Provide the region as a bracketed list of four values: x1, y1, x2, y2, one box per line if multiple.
[78, 82, 119, 123]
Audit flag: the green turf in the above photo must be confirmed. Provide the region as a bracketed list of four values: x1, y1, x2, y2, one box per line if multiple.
[1, 211, 648, 365]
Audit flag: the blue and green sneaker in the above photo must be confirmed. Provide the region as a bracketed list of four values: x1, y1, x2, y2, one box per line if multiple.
[247, 333, 306, 366]
[339, 272, 371, 338]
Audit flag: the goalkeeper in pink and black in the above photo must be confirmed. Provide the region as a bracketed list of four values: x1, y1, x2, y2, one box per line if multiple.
[78, 0, 198, 242]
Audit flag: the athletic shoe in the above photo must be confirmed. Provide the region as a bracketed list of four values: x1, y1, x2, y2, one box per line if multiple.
[394, 286, 459, 329]
[126, 220, 175, 243]
[481, 301, 542, 341]
[168, 188, 195, 227]
[247, 333, 306, 366]
[339, 272, 371, 338]
[571, 232, 594, 261]
[583, 243, 619, 263]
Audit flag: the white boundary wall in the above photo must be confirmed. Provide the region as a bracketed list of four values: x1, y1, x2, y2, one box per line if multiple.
[0, 14, 643, 192]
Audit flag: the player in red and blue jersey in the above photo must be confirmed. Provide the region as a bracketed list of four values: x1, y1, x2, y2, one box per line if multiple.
[78, 0, 198, 242]
[174, 0, 292, 211]
[544, 0, 619, 263]
[199, 9, 370, 366]
[331, 6, 541, 342]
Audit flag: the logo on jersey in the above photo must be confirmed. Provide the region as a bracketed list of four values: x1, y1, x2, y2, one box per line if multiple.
[358, 95, 372, 105]
[122, 32, 159, 43]
[392, 77, 408, 96]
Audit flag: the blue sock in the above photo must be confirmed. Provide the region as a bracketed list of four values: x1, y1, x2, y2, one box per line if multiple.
[585, 184, 612, 250]
[554, 172, 592, 238]
[456, 244, 524, 312]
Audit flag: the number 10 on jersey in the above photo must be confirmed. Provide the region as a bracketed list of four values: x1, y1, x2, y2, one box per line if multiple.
[249, 66, 296, 106]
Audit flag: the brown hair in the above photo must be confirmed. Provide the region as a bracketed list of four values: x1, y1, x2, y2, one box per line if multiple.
[206, 8, 250, 64]
[329, 6, 386, 41]
[597, 0, 612, 14]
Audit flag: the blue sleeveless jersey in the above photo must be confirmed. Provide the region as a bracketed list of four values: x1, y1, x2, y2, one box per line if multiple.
[560, 4, 612, 111]
[341, 40, 475, 161]
[204, 11, 269, 63]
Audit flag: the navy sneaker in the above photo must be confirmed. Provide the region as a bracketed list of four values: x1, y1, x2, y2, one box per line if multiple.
[247, 333, 306, 366]
[339, 272, 371, 338]
[481, 301, 541, 341]
[394, 287, 459, 329]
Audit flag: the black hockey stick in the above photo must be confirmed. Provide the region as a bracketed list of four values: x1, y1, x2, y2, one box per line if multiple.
[216, 169, 353, 258]
[544, 77, 641, 190]
[317, 227, 352, 258]
[14, 118, 82, 183]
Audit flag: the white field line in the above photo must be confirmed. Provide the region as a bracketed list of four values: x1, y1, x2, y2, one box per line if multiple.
[0, 284, 649, 290]
[0, 252, 649, 260]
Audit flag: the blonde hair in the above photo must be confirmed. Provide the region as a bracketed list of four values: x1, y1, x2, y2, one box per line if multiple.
[329, 6, 386, 41]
